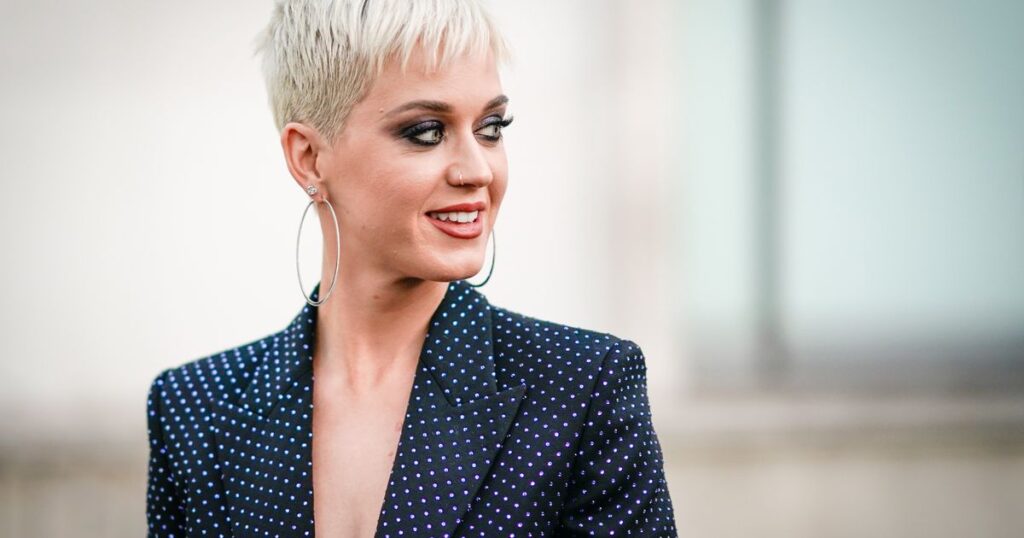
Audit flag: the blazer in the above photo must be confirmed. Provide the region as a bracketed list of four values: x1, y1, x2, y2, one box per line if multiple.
[146, 279, 677, 537]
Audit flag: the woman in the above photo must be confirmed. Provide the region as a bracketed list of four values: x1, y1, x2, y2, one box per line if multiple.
[145, 0, 677, 536]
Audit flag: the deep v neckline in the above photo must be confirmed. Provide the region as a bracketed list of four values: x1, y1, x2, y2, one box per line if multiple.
[309, 357, 418, 537]
[212, 279, 527, 537]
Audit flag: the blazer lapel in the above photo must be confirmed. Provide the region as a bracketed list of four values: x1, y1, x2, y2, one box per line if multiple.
[212, 280, 527, 537]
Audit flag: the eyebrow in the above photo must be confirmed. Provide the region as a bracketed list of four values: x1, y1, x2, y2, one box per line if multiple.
[383, 94, 509, 119]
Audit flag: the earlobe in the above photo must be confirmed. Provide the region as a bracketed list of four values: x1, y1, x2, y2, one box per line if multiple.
[304, 183, 329, 204]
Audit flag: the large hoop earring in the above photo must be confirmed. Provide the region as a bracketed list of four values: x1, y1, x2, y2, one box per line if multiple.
[296, 185, 340, 306]
[466, 228, 496, 288]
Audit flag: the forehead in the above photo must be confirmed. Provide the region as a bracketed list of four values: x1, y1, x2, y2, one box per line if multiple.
[360, 47, 503, 113]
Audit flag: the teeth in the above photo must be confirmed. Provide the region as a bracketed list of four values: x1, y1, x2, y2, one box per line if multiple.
[429, 210, 478, 223]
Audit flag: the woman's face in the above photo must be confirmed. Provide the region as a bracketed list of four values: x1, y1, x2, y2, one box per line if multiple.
[314, 46, 510, 284]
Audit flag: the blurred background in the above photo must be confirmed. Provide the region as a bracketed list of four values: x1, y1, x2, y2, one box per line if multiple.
[1, 0, 1022, 536]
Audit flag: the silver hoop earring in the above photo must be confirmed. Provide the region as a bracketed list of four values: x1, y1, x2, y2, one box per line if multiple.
[467, 227, 496, 288]
[296, 185, 340, 306]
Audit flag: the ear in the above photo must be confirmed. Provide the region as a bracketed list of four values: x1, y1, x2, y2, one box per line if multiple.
[280, 122, 329, 202]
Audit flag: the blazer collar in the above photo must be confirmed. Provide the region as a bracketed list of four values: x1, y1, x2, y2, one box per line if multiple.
[212, 279, 526, 537]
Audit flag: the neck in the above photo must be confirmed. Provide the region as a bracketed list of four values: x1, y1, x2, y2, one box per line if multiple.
[311, 260, 448, 393]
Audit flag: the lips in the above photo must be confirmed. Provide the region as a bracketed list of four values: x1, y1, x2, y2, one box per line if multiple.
[424, 200, 487, 239]
[425, 208, 484, 239]
[427, 201, 486, 213]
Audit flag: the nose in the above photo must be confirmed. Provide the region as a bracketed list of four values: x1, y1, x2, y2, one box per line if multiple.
[447, 135, 493, 188]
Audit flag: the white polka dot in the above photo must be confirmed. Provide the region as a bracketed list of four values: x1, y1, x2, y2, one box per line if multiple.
[146, 279, 677, 536]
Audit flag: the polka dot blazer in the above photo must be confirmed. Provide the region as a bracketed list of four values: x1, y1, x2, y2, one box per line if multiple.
[146, 279, 678, 536]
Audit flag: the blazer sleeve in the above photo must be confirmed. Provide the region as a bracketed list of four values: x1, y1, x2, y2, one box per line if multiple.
[146, 369, 188, 537]
[556, 339, 678, 536]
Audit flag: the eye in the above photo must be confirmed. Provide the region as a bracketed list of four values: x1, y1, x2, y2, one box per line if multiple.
[477, 115, 515, 141]
[402, 121, 445, 146]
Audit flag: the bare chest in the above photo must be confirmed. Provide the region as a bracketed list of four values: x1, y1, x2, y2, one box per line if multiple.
[311, 382, 411, 538]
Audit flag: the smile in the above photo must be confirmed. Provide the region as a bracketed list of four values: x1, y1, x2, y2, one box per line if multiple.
[426, 210, 483, 239]
[428, 210, 479, 222]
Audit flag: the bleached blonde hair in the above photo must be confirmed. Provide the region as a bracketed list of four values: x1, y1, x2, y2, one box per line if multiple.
[254, 0, 512, 144]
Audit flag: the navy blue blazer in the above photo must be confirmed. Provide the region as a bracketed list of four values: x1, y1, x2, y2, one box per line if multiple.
[146, 279, 677, 536]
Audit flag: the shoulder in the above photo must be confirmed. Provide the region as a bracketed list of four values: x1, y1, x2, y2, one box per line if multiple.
[487, 302, 646, 387]
[146, 328, 282, 413]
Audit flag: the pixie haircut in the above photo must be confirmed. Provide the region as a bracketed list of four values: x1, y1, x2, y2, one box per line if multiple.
[254, 0, 512, 144]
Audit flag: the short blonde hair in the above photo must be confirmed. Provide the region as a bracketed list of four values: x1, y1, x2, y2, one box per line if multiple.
[254, 0, 513, 143]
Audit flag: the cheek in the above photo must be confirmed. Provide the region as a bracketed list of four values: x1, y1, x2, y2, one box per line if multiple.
[372, 171, 434, 230]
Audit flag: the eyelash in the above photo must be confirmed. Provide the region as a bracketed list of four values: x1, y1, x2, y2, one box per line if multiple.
[401, 115, 515, 147]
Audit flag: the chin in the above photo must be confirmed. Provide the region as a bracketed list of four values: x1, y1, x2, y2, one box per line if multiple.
[416, 260, 486, 283]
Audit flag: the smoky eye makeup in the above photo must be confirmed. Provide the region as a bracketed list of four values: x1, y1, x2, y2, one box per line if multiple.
[394, 113, 515, 147]
[397, 119, 445, 146]
[477, 114, 515, 140]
